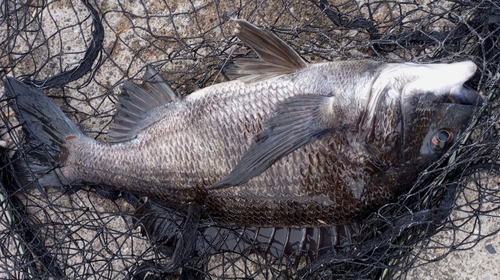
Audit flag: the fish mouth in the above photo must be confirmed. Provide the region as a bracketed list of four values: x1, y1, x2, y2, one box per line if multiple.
[443, 86, 484, 106]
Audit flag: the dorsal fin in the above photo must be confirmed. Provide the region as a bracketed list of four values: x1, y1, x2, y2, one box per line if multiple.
[233, 20, 307, 82]
[108, 66, 180, 143]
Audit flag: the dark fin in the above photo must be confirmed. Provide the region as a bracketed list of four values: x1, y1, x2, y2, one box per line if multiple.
[4, 77, 84, 187]
[108, 66, 180, 143]
[133, 200, 182, 252]
[133, 200, 201, 271]
[210, 95, 334, 190]
[233, 19, 307, 82]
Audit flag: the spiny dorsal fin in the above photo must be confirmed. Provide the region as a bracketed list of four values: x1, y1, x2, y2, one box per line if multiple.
[233, 19, 307, 82]
[108, 66, 180, 143]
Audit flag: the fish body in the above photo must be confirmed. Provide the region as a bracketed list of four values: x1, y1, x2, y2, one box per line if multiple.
[5, 20, 481, 227]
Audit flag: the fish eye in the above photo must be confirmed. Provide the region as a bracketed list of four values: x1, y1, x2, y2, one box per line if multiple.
[431, 129, 454, 153]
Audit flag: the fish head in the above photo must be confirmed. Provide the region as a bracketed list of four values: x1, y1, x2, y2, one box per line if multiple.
[366, 61, 482, 167]
[401, 61, 482, 165]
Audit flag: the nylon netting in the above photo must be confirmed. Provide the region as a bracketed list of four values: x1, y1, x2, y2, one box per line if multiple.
[0, 0, 499, 279]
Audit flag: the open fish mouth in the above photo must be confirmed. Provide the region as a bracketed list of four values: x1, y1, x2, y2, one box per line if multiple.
[444, 86, 483, 105]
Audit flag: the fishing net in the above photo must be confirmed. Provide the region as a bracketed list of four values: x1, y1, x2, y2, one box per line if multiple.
[1, 0, 499, 279]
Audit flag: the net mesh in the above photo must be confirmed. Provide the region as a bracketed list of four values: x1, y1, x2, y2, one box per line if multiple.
[1, 0, 500, 279]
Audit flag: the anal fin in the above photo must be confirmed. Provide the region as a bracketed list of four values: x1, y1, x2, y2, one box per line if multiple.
[209, 95, 334, 190]
[109, 66, 180, 143]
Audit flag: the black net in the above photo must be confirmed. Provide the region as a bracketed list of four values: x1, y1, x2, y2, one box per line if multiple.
[1, 0, 499, 279]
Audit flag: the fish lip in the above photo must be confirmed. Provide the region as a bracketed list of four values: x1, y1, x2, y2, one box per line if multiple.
[446, 61, 483, 106]
[457, 60, 478, 81]
[436, 60, 477, 84]
[445, 86, 484, 106]
[460, 87, 484, 105]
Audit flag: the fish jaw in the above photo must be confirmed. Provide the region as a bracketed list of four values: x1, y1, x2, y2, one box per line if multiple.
[401, 60, 477, 96]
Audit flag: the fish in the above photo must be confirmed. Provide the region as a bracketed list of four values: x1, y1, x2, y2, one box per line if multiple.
[4, 20, 481, 227]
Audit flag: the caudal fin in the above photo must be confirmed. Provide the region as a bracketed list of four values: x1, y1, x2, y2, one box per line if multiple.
[4, 78, 83, 188]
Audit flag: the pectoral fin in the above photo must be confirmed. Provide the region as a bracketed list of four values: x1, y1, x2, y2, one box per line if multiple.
[209, 95, 334, 190]
[233, 20, 307, 82]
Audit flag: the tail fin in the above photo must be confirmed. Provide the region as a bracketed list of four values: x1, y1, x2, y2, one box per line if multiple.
[4, 78, 83, 188]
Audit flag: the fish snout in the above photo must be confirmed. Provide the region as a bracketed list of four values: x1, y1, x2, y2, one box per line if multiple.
[428, 61, 483, 106]
[452, 60, 477, 81]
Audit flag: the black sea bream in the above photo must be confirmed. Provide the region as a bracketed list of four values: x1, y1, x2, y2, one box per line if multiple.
[4, 20, 481, 227]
